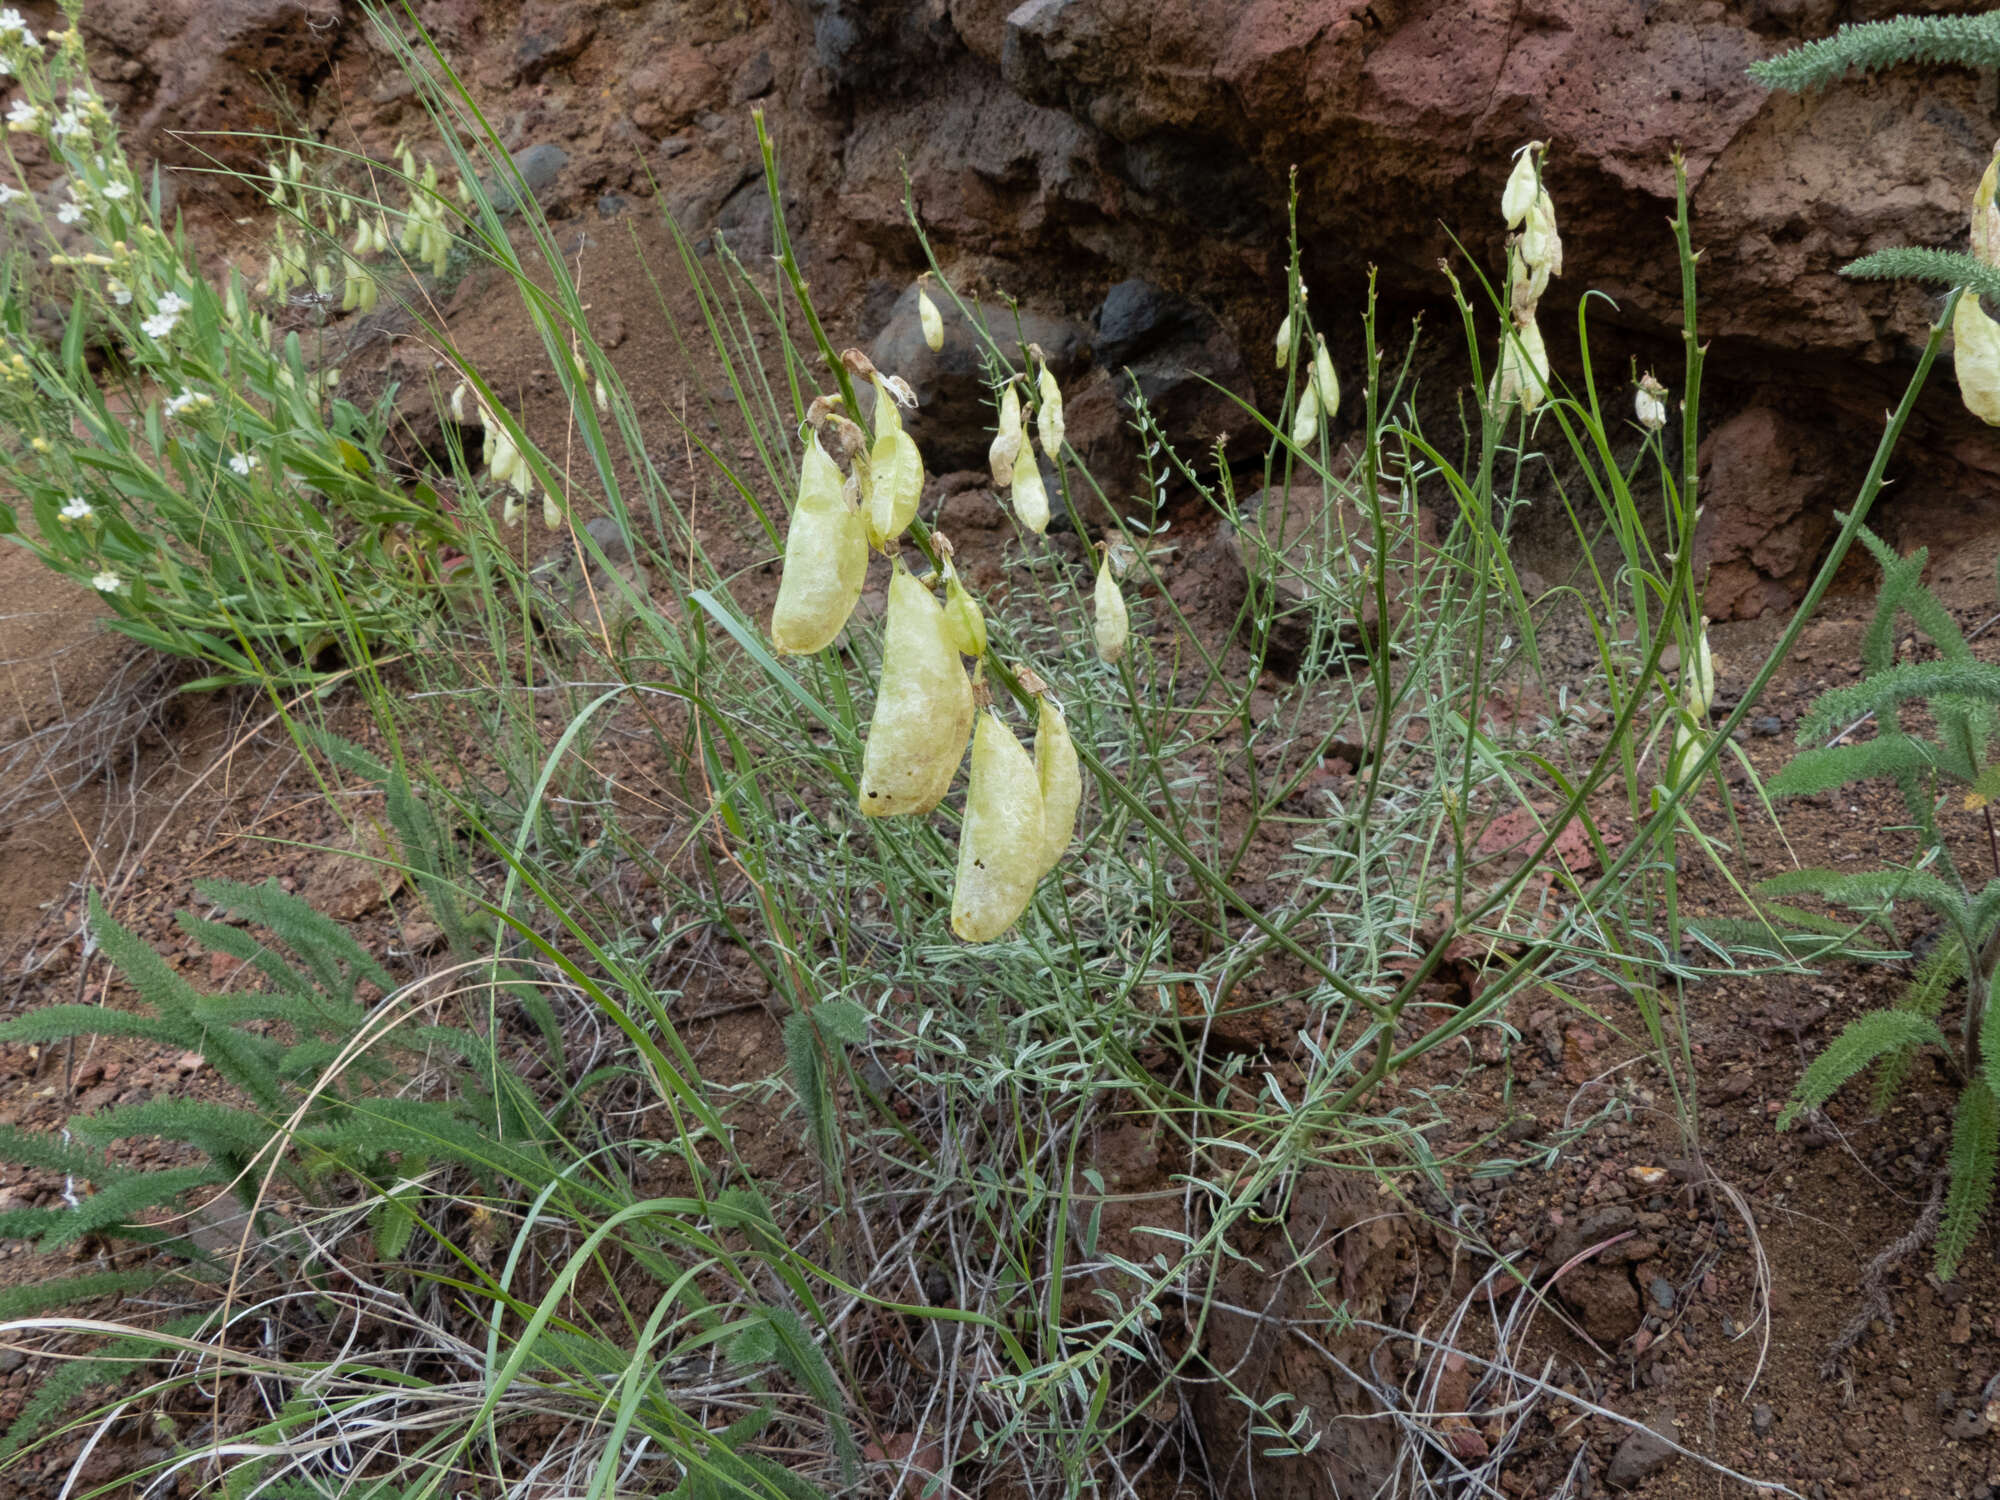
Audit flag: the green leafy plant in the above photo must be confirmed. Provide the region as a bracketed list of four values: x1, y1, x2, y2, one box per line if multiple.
[1766, 525, 2000, 1278]
[0, 2, 467, 687]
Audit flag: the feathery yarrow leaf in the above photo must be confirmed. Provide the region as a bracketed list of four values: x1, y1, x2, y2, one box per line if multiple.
[1939, 1080, 2000, 1280]
[1793, 657, 2000, 745]
[1749, 13, 2000, 91]
[1780, 1009, 1950, 1128]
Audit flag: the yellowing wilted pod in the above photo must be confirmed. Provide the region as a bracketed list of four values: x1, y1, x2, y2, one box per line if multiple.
[1011, 443, 1050, 534]
[1037, 364, 1065, 459]
[1958, 293, 2000, 425]
[1959, 145, 2000, 425]
[941, 560, 986, 657]
[989, 383, 1023, 488]
[1034, 696, 1081, 876]
[951, 709, 1047, 942]
[1093, 547, 1128, 663]
[770, 433, 868, 654]
[858, 566, 974, 816]
[919, 285, 944, 352]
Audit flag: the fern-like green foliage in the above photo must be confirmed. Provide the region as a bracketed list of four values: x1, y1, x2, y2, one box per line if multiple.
[1771, 525, 2000, 1278]
[1749, 12, 2000, 91]
[0, 874, 579, 1453]
[1941, 1081, 1999, 1279]
[1778, 1010, 1950, 1129]
[1845, 248, 2000, 318]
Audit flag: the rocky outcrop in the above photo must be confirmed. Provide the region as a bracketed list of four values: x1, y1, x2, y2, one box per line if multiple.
[63, 0, 2000, 621]
[80, 0, 348, 179]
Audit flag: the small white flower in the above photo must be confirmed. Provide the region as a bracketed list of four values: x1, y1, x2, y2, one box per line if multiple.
[89, 569, 122, 594]
[0, 55, 12, 77]
[50, 110, 83, 139]
[0, 182, 19, 206]
[100, 182, 128, 202]
[228, 452, 259, 477]
[155, 291, 190, 316]
[5, 99, 38, 132]
[140, 309, 178, 339]
[164, 390, 212, 417]
[106, 278, 130, 305]
[0, 10, 27, 37]
[55, 199, 81, 224]
[58, 496, 92, 523]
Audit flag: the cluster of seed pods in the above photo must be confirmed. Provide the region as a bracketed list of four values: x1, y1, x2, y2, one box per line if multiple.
[766, 313, 1118, 942]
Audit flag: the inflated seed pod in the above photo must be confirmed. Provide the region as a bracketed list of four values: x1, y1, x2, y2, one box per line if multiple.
[1683, 618, 1717, 718]
[1520, 191, 1562, 277]
[1034, 696, 1080, 877]
[868, 423, 924, 547]
[989, 383, 1023, 487]
[1501, 144, 1542, 229]
[1490, 315, 1550, 413]
[1274, 309, 1293, 368]
[1093, 548, 1128, 663]
[1290, 383, 1320, 449]
[941, 560, 986, 657]
[1037, 364, 1065, 459]
[1011, 443, 1050, 534]
[858, 565, 974, 816]
[919, 285, 944, 352]
[770, 433, 869, 654]
[1312, 335, 1340, 418]
[951, 709, 1047, 942]
[1961, 147, 2000, 425]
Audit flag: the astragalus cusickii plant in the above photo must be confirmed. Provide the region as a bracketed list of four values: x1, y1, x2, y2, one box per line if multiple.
[0, 0, 467, 688]
[0, 6, 1973, 1491]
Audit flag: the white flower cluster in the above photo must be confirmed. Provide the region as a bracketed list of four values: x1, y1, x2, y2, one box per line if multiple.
[141, 290, 190, 341]
[164, 389, 214, 419]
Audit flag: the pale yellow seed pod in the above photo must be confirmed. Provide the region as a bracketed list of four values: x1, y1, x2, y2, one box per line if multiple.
[1274, 310, 1292, 369]
[771, 433, 869, 654]
[1491, 316, 1551, 413]
[1684, 618, 1717, 719]
[1034, 697, 1080, 877]
[1520, 190, 1562, 277]
[1037, 364, 1064, 459]
[1011, 443, 1050, 534]
[1955, 294, 2000, 425]
[450, 381, 473, 425]
[989, 383, 1023, 487]
[941, 560, 986, 657]
[919, 286, 944, 351]
[1974, 143, 2000, 267]
[1502, 143, 1542, 229]
[859, 566, 974, 816]
[1093, 549, 1128, 663]
[868, 426, 924, 547]
[1291, 383, 1320, 449]
[1312, 335, 1339, 417]
[543, 489, 563, 531]
[951, 709, 1047, 942]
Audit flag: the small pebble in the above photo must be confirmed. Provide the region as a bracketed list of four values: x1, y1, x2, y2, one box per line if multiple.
[1751, 715, 1784, 737]
[1649, 1276, 1676, 1310]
